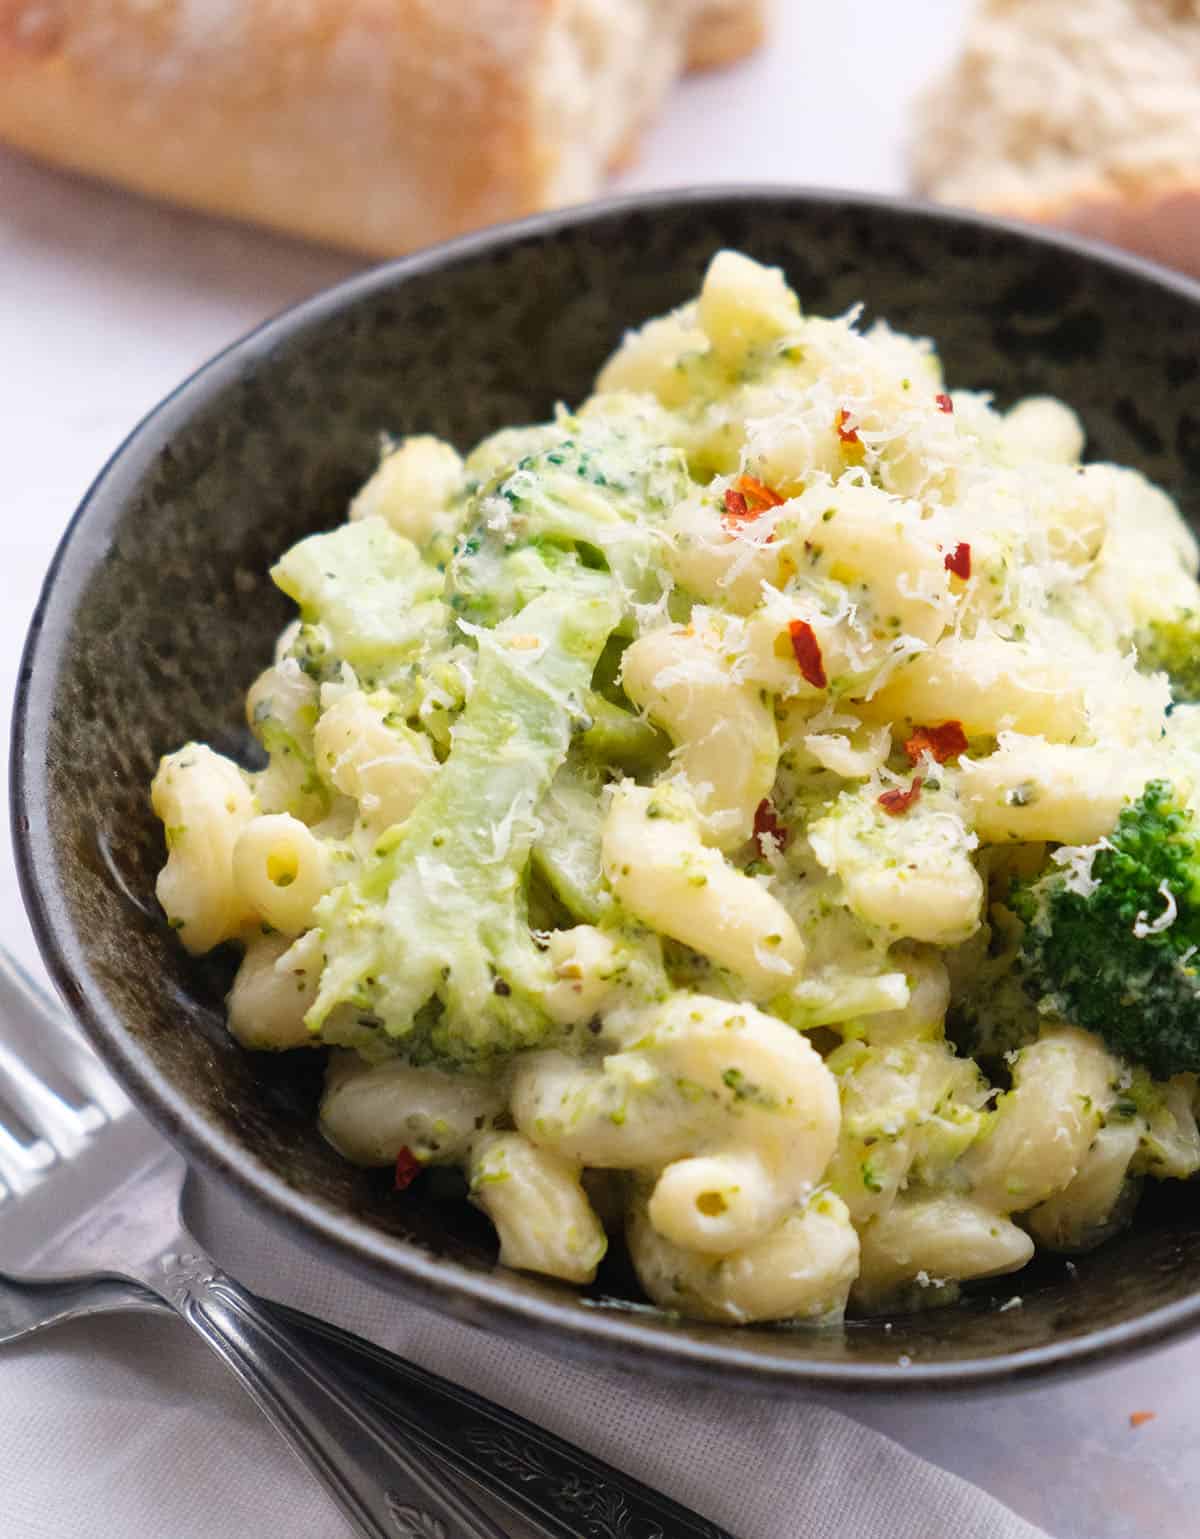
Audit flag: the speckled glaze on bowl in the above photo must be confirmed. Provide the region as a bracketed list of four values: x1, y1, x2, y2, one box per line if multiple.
[14, 189, 1200, 1394]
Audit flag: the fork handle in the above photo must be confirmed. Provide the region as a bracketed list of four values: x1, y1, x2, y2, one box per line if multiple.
[169, 1263, 511, 1539]
[184, 1274, 735, 1539]
[275, 1301, 735, 1539]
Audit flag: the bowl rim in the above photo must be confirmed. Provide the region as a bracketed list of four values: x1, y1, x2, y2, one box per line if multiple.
[14, 183, 1200, 1393]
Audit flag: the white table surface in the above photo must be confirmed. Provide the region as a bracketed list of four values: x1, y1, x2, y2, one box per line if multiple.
[1, 4, 1196, 1535]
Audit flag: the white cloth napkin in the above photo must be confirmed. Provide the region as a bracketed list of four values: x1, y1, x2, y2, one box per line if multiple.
[1, 1169, 1050, 1539]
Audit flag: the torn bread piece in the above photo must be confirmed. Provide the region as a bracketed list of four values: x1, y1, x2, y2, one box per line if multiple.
[912, 0, 1200, 275]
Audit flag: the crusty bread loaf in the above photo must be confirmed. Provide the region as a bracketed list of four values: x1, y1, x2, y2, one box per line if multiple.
[913, 0, 1200, 275]
[0, 0, 765, 258]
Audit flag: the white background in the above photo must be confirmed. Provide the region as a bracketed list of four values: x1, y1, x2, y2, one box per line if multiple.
[1, 3, 1197, 1535]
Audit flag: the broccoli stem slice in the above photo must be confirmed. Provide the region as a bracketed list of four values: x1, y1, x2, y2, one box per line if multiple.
[272, 518, 448, 680]
[532, 761, 612, 925]
[578, 691, 669, 772]
[308, 575, 621, 1063]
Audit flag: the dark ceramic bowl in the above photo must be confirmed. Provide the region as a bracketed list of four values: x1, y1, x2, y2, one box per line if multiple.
[14, 189, 1200, 1394]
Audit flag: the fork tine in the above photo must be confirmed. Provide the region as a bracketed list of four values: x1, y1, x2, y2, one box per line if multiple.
[0, 1084, 46, 1148]
[0, 1116, 57, 1188]
[0, 1074, 58, 1202]
[0, 949, 126, 1204]
[0, 949, 127, 1129]
[0, 1035, 105, 1158]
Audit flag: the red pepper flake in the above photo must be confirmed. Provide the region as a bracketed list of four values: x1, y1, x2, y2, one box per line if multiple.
[935, 392, 954, 414]
[788, 619, 828, 689]
[737, 474, 785, 512]
[878, 777, 923, 816]
[944, 542, 971, 580]
[1129, 1411, 1156, 1429]
[904, 720, 968, 765]
[722, 488, 750, 523]
[722, 475, 785, 532]
[753, 799, 790, 855]
[394, 1147, 422, 1191]
[835, 408, 860, 445]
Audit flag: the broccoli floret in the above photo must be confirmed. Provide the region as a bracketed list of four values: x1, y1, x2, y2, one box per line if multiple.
[448, 423, 689, 624]
[1136, 613, 1200, 703]
[1012, 780, 1200, 1077]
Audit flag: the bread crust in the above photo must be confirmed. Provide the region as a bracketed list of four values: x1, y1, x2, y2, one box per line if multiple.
[686, 0, 767, 70]
[0, 0, 766, 256]
[974, 178, 1200, 280]
[0, 1, 547, 254]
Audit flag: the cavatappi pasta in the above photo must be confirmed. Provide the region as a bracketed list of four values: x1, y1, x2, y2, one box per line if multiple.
[152, 251, 1200, 1325]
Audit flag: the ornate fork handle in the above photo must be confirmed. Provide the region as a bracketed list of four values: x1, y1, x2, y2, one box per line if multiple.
[156, 1249, 510, 1539]
[277, 1304, 735, 1539]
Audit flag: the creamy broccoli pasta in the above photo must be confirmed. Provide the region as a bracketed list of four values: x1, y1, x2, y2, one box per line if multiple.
[152, 250, 1200, 1325]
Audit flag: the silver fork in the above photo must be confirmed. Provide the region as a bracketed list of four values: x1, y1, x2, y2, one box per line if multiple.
[0, 950, 733, 1539]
